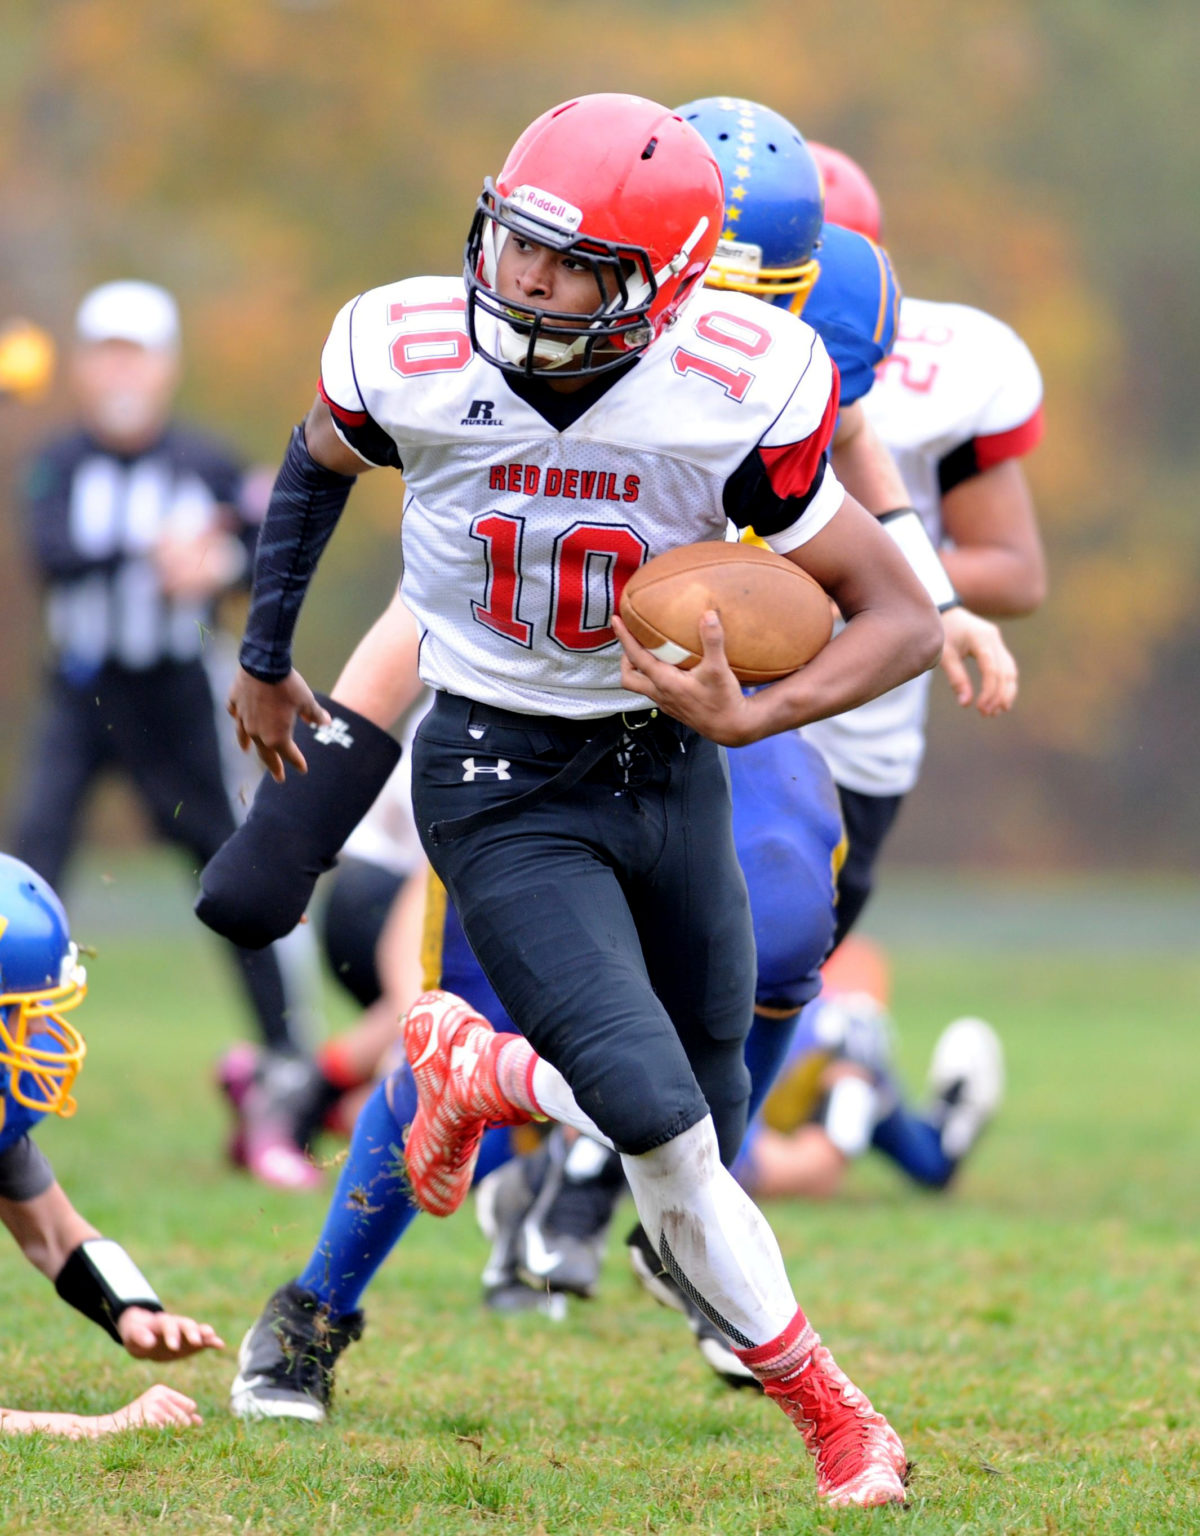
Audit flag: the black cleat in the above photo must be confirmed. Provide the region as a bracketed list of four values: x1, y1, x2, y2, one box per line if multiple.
[517, 1131, 623, 1298]
[626, 1223, 762, 1391]
[230, 1281, 364, 1422]
[476, 1152, 567, 1318]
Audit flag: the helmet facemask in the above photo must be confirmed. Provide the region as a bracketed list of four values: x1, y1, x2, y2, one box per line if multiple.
[0, 942, 87, 1118]
[465, 180, 703, 379]
[705, 236, 822, 317]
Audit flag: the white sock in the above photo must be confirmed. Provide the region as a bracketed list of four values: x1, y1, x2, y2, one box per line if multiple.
[621, 1116, 798, 1347]
[528, 1058, 614, 1149]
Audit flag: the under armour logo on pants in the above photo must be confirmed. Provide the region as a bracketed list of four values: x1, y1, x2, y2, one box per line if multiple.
[461, 757, 512, 781]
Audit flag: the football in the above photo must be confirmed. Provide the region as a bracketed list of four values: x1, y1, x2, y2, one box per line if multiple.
[619, 541, 833, 684]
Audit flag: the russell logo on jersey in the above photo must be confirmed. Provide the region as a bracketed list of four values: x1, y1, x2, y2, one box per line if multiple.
[462, 400, 504, 426]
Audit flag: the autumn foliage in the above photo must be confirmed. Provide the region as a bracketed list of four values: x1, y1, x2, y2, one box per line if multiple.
[0, 0, 1195, 867]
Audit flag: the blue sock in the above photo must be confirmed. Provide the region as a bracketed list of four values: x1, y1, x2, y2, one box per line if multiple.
[298, 1072, 419, 1314]
[743, 1009, 802, 1124]
[870, 1104, 956, 1189]
[297, 1067, 516, 1314]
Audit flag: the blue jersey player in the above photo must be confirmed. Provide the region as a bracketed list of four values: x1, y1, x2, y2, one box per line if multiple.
[0, 854, 223, 1436]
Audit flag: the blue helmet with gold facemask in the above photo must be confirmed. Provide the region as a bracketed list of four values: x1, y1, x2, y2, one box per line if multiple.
[674, 97, 824, 314]
[0, 854, 87, 1150]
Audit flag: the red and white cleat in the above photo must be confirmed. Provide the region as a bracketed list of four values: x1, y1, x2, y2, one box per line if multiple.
[770, 1345, 907, 1508]
[403, 990, 527, 1218]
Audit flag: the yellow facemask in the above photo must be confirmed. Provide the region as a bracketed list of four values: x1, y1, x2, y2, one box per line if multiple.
[0, 943, 88, 1118]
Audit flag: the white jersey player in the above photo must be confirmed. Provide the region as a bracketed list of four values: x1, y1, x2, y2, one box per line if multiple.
[219, 94, 943, 1509]
[316, 274, 845, 718]
[805, 294, 1045, 797]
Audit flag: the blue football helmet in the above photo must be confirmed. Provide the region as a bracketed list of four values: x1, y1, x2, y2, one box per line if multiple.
[674, 97, 824, 313]
[0, 854, 87, 1121]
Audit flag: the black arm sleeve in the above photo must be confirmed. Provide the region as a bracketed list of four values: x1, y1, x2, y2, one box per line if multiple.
[237, 425, 357, 683]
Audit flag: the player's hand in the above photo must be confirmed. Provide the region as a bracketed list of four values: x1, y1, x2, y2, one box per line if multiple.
[117, 1307, 225, 1361]
[100, 1385, 204, 1433]
[938, 606, 1018, 717]
[227, 667, 330, 782]
[615, 610, 756, 746]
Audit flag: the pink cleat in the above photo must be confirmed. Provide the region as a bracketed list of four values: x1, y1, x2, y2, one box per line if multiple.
[770, 1345, 907, 1507]
[215, 1044, 260, 1169]
[403, 990, 528, 1217]
[215, 1045, 322, 1192]
[241, 1129, 323, 1191]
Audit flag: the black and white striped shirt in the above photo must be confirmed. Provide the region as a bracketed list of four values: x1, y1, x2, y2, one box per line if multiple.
[24, 425, 256, 676]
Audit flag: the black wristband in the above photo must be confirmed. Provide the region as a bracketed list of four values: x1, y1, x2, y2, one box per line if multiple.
[55, 1239, 163, 1345]
[196, 693, 402, 949]
[238, 424, 357, 683]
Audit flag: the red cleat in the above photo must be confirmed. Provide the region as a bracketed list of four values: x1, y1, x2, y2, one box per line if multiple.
[770, 1345, 907, 1507]
[403, 990, 528, 1217]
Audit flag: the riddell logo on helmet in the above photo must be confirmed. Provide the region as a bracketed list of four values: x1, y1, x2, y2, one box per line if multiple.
[508, 185, 583, 233]
[714, 239, 763, 272]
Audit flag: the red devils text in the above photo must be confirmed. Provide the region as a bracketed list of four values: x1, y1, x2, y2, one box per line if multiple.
[488, 463, 640, 503]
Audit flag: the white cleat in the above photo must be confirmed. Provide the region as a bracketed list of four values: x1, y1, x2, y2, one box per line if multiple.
[926, 1016, 1005, 1163]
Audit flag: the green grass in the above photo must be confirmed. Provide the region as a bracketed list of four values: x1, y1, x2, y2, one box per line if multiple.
[3, 875, 1199, 1534]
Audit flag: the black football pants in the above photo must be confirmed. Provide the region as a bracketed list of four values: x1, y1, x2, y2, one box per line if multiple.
[831, 783, 905, 948]
[411, 692, 756, 1162]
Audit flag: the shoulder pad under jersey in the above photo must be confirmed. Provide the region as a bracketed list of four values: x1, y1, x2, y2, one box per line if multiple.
[804, 223, 901, 406]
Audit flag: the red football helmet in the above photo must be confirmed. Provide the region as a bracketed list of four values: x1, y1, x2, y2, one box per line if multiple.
[808, 142, 883, 243]
[465, 94, 724, 377]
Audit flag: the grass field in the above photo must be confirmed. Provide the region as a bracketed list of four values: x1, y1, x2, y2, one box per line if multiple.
[4, 862, 1199, 1535]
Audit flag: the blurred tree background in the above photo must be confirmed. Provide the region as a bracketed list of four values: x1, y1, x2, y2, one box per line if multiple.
[0, 0, 1196, 870]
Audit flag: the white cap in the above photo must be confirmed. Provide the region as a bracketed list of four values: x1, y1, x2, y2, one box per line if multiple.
[75, 281, 180, 351]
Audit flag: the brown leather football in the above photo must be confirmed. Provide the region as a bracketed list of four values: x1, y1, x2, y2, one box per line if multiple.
[619, 541, 833, 684]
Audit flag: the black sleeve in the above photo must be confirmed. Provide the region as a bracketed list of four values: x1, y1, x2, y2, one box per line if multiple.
[0, 1135, 55, 1202]
[722, 445, 833, 536]
[318, 383, 403, 470]
[238, 426, 357, 682]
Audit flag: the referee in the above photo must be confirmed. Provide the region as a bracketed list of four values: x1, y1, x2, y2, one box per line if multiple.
[7, 281, 319, 1187]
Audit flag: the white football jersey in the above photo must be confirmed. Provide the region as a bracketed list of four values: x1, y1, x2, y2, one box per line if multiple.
[803, 296, 1044, 796]
[319, 276, 843, 717]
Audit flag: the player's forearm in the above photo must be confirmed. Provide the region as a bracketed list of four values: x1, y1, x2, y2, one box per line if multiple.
[937, 543, 1046, 617]
[0, 1406, 95, 1436]
[747, 600, 940, 739]
[238, 423, 357, 683]
[830, 404, 910, 512]
[0, 1182, 97, 1280]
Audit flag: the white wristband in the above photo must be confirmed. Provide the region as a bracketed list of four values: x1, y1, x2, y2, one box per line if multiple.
[822, 1075, 879, 1159]
[879, 507, 959, 612]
